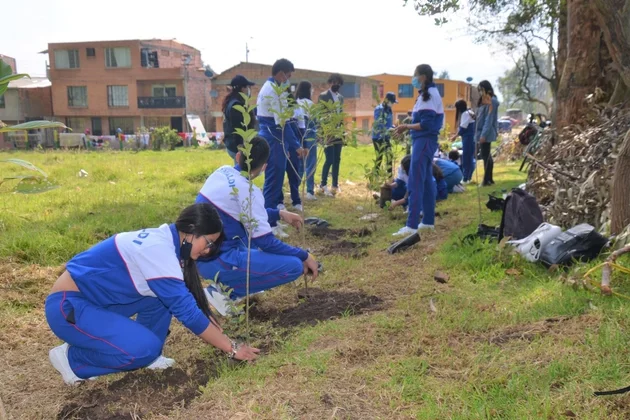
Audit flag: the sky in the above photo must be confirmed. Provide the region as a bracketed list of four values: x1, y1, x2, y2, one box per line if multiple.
[1, 0, 512, 88]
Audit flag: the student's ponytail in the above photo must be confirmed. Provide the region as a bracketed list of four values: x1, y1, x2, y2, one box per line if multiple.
[415, 64, 434, 102]
[175, 203, 224, 320]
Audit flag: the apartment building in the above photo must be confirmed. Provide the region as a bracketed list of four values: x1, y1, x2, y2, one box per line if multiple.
[45, 39, 212, 135]
[369, 73, 473, 132]
[211, 62, 382, 141]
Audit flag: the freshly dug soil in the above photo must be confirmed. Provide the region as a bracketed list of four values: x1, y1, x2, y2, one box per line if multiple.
[249, 288, 383, 328]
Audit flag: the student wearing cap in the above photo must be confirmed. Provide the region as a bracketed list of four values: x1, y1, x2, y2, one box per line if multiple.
[372, 92, 398, 178]
[318, 73, 345, 197]
[256, 59, 305, 233]
[222, 75, 256, 162]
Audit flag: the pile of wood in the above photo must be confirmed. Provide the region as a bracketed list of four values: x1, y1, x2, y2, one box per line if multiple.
[494, 134, 525, 162]
[527, 106, 630, 231]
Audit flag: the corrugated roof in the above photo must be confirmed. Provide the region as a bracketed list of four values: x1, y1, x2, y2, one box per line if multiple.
[8, 77, 51, 89]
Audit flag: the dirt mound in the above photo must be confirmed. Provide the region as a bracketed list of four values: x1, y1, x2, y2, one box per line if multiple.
[308, 226, 371, 259]
[250, 288, 383, 328]
[57, 359, 214, 420]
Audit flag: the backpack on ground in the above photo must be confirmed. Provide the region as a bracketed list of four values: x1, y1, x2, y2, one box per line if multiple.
[507, 223, 563, 262]
[518, 124, 538, 146]
[498, 188, 544, 242]
[462, 224, 501, 244]
[539, 224, 609, 267]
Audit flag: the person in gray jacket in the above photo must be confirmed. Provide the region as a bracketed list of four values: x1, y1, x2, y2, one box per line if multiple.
[474, 80, 499, 186]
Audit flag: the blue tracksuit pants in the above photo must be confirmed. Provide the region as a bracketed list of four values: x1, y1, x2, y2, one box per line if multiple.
[197, 247, 304, 299]
[407, 136, 438, 228]
[280, 146, 302, 206]
[45, 291, 171, 379]
[462, 134, 475, 182]
[300, 139, 318, 195]
[444, 169, 463, 193]
[259, 121, 288, 210]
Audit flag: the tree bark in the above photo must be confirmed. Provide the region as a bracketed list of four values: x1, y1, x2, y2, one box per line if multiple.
[611, 129, 630, 236]
[593, 0, 630, 89]
[556, 0, 606, 128]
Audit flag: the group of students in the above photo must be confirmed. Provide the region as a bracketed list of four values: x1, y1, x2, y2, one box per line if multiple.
[45, 59, 500, 385]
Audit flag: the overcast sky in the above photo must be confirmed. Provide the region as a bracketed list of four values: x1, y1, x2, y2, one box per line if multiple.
[1, 0, 512, 87]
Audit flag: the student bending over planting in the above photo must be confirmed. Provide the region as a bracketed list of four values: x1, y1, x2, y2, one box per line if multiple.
[195, 136, 319, 315]
[45, 203, 259, 385]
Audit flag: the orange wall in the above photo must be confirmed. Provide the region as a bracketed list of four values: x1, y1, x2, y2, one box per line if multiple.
[369, 74, 471, 133]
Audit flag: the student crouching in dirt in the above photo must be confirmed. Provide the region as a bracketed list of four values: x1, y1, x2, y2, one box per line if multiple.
[45, 203, 259, 385]
[195, 136, 319, 316]
[388, 155, 438, 213]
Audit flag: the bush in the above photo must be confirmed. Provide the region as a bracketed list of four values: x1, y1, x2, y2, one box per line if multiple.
[152, 126, 180, 151]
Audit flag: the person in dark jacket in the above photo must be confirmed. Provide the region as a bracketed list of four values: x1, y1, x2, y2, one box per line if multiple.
[474, 80, 499, 186]
[318, 73, 345, 197]
[372, 92, 398, 178]
[222, 75, 256, 162]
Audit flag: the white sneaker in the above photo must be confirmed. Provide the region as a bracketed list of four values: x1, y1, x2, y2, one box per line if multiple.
[293, 204, 303, 212]
[453, 184, 466, 193]
[393, 226, 418, 236]
[147, 355, 175, 370]
[419, 223, 435, 231]
[277, 204, 286, 211]
[272, 225, 289, 238]
[305, 193, 317, 201]
[321, 186, 334, 197]
[49, 343, 83, 385]
[205, 285, 232, 316]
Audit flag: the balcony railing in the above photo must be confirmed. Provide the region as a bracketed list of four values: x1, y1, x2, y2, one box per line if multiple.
[137, 96, 186, 109]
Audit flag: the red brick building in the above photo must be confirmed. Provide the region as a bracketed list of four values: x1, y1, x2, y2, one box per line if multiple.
[45, 39, 213, 135]
[211, 62, 382, 141]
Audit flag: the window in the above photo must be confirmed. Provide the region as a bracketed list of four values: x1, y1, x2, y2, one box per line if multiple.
[105, 47, 131, 68]
[54, 49, 80, 69]
[140, 48, 159, 68]
[362, 118, 369, 132]
[109, 117, 134, 135]
[145, 117, 171, 128]
[0, 94, 5, 108]
[152, 84, 177, 97]
[107, 85, 129, 107]
[339, 82, 360, 99]
[436, 83, 445, 97]
[86, 48, 96, 57]
[91, 117, 102, 136]
[67, 86, 87, 107]
[398, 84, 414, 98]
[65, 117, 88, 132]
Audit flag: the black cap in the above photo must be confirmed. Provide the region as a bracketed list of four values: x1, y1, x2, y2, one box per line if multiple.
[230, 75, 255, 88]
[385, 92, 398, 104]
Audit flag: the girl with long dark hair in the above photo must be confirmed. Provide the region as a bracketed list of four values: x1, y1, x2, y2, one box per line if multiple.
[393, 64, 445, 236]
[295, 81, 318, 200]
[45, 203, 259, 385]
[474, 80, 499, 185]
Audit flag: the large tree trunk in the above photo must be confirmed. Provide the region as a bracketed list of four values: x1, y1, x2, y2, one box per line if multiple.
[611, 129, 630, 235]
[556, 0, 606, 128]
[593, 0, 630, 106]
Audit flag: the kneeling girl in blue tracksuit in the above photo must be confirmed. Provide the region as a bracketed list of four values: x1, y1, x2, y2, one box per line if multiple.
[45, 203, 259, 385]
[389, 155, 439, 211]
[393, 64, 444, 236]
[195, 136, 318, 315]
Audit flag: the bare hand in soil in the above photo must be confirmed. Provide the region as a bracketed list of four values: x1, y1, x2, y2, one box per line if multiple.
[280, 210, 303, 230]
[235, 344, 260, 362]
[303, 255, 319, 279]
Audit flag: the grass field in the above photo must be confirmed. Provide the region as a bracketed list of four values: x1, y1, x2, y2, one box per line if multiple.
[2, 146, 630, 419]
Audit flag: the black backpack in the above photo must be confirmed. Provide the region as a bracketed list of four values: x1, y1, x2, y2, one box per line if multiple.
[539, 224, 609, 267]
[498, 188, 544, 242]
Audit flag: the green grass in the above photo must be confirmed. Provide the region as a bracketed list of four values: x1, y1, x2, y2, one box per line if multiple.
[3, 147, 630, 419]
